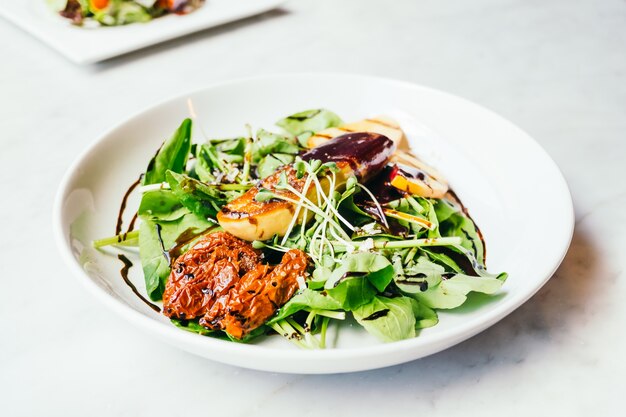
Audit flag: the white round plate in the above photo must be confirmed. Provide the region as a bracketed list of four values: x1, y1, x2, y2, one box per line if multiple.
[54, 74, 573, 374]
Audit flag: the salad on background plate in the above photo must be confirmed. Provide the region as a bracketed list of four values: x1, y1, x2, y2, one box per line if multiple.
[46, 0, 204, 26]
[94, 108, 507, 348]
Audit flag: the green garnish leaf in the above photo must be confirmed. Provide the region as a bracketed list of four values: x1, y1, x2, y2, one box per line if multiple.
[276, 109, 343, 136]
[268, 289, 343, 324]
[324, 252, 394, 291]
[353, 296, 417, 342]
[138, 189, 186, 221]
[139, 212, 213, 301]
[143, 119, 192, 185]
[165, 170, 227, 219]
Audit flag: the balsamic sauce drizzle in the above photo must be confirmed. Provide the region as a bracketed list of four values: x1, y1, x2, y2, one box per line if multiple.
[114, 175, 161, 312]
[362, 309, 390, 321]
[118, 254, 161, 313]
[115, 176, 142, 235]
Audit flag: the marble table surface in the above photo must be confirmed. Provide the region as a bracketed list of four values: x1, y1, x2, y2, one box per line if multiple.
[1, 0, 625, 415]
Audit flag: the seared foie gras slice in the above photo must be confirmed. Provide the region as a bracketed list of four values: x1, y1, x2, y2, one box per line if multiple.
[218, 165, 312, 242]
[217, 132, 396, 241]
[307, 116, 405, 149]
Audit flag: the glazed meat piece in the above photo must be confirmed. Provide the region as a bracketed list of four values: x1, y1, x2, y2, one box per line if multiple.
[162, 232, 309, 338]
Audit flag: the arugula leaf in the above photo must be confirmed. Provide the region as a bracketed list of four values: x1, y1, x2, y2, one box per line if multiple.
[143, 119, 192, 185]
[268, 289, 343, 324]
[421, 248, 463, 273]
[194, 142, 224, 183]
[139, 212, 213, 301]
[276, 109, 343, 136]
[166, 170, 227, 219]
[435, 200, 485, 264]
[353, 296, 417, 342]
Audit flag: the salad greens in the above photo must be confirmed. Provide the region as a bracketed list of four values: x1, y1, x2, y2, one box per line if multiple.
[94, 108, 507, 348]
[48, 0, 205, 26]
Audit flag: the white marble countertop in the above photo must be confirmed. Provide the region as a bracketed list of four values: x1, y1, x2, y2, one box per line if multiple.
[1, 0, 625, 415]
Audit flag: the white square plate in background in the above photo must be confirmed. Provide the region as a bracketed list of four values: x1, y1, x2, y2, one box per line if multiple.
[0, 0, 286, 64]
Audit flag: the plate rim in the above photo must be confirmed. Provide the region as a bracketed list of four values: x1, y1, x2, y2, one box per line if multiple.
[53, 73, 574, 372]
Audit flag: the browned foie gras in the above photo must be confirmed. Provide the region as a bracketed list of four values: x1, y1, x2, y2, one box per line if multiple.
[162, 232, 308, 339]
[217, 132, 397, 241]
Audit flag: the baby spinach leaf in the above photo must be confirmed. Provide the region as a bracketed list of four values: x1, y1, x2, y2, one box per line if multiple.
[171, 319, 215, 336]
[257, 153, 295, 179]
[194, 142, 224, 183]
[139, 211, 214, 301]
[166, 170, 227, 219]
[411, 298, 439, 329]
[367, 265, 395, 292]
[353, 296, 416, 342]
[412, 273, 504, 309]
[252, 129, 300, 161]
[143, 119, 192, 185]
[268, 289, 343, 324]
[324, 252, 393, 291]
[327, 276, 377, 310]
[394, 256, 444, 294]
[138, 189, 186, 221]
[276, 109, 343, 136]
[309, 264, 334, 290]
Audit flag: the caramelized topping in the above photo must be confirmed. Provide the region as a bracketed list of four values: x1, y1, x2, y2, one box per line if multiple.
[162, 232, 308, 338]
